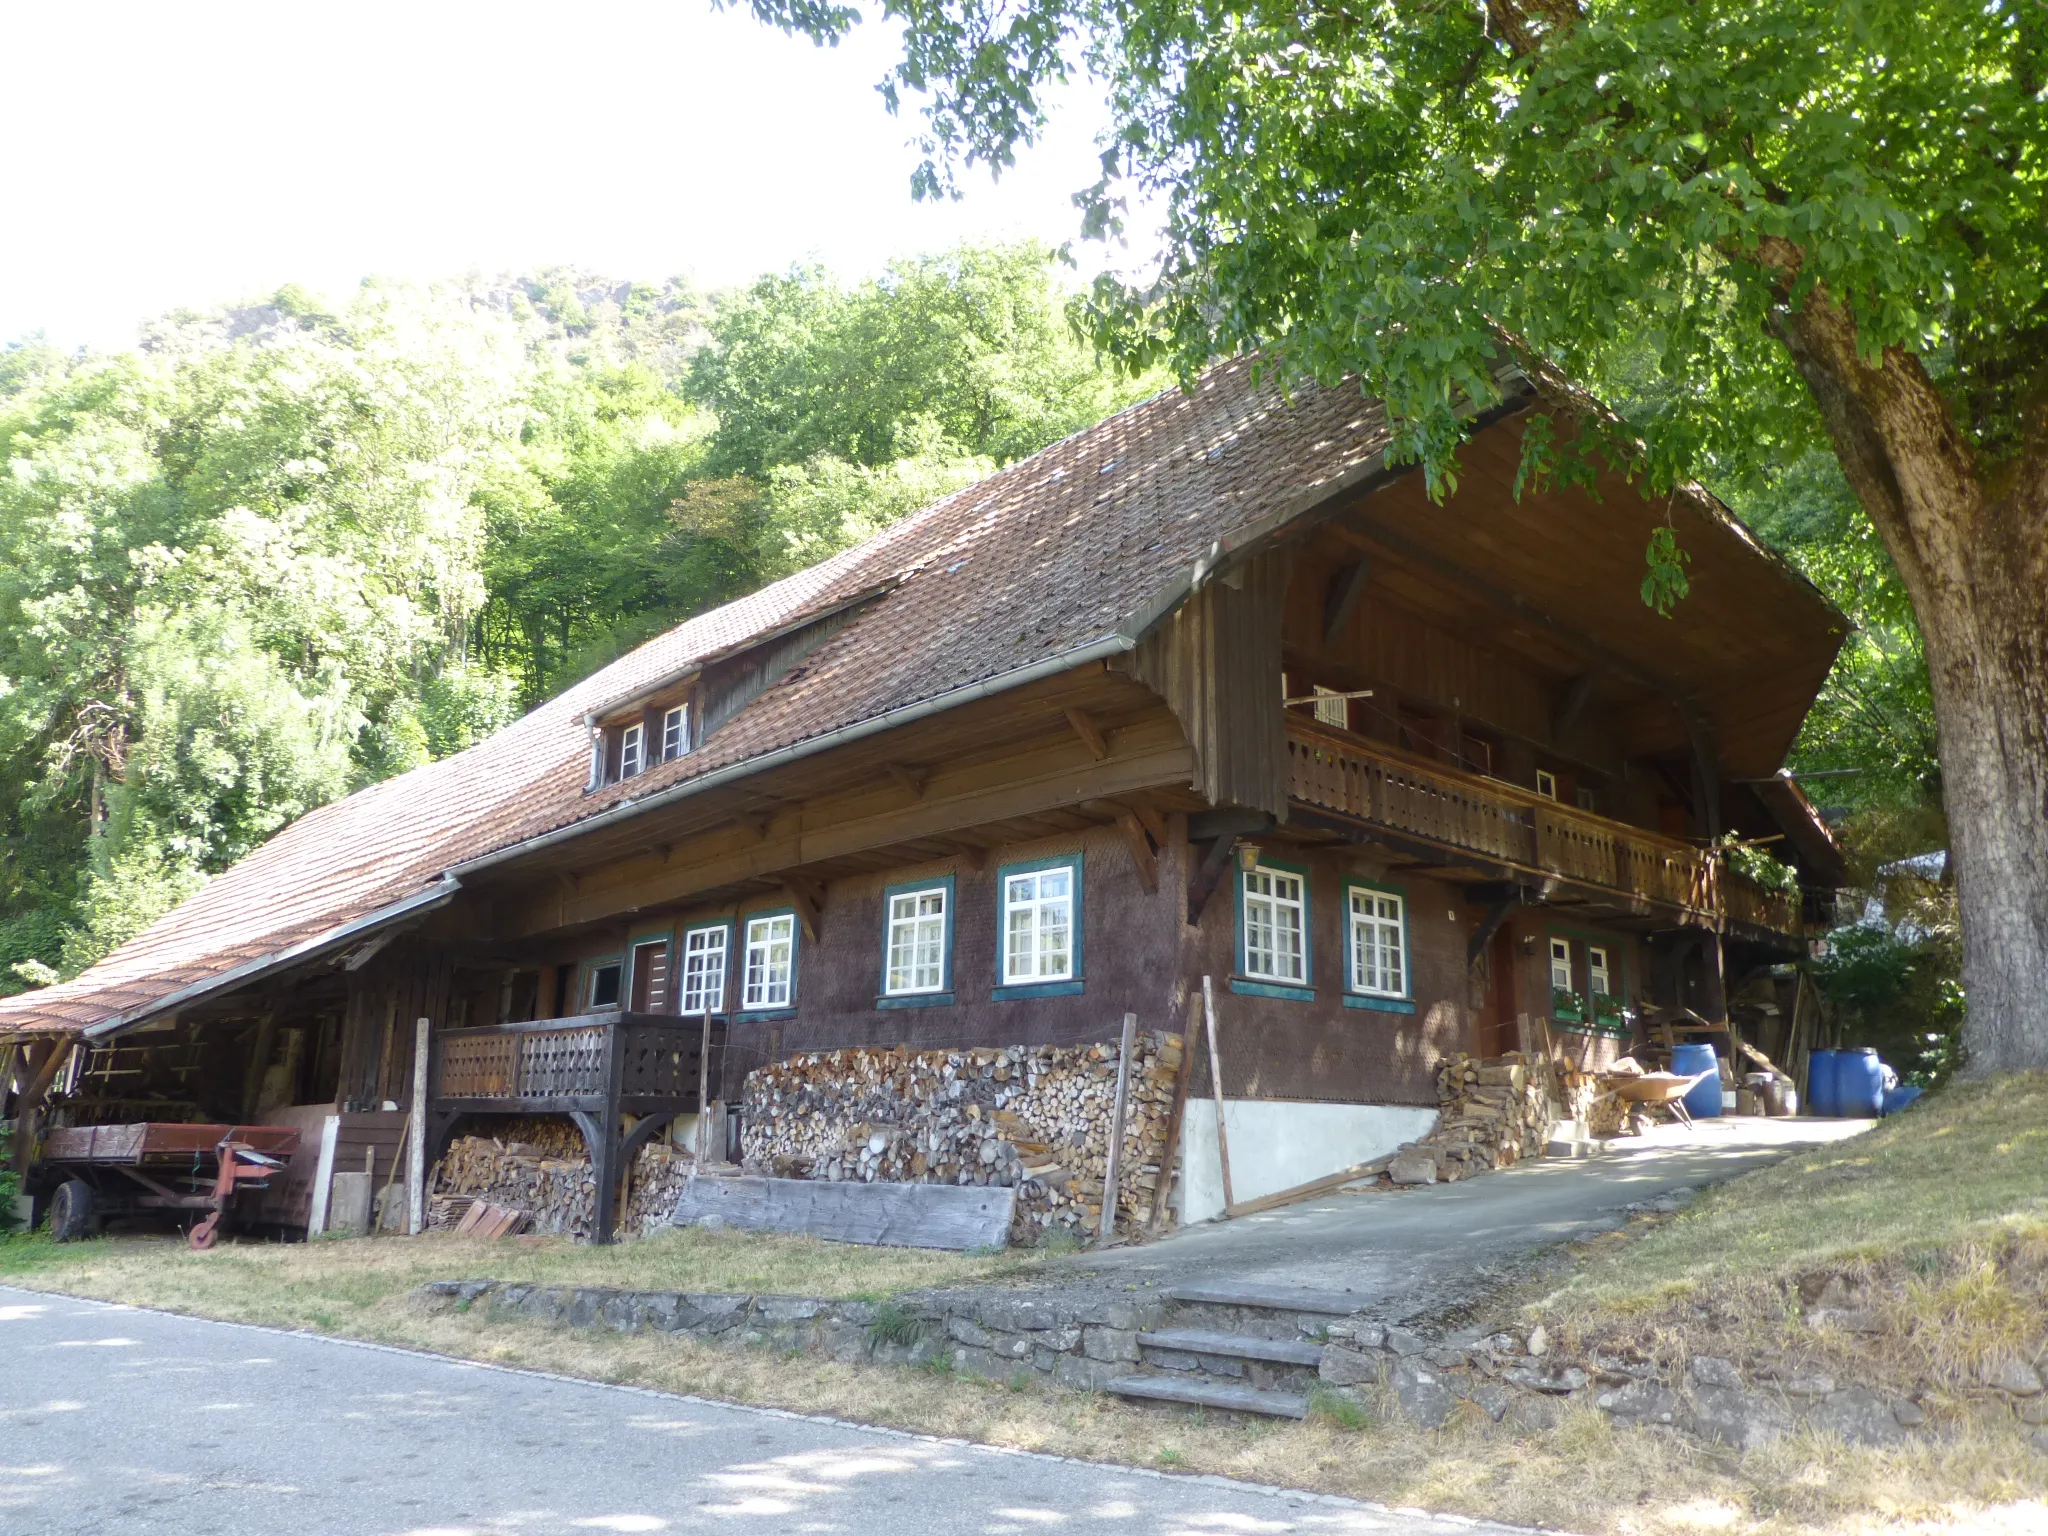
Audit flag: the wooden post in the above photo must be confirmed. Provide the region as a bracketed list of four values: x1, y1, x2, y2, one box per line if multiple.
[306, 1113, 341, 1237]
[695, 1010, 714, 1165]
[1202, 976, 1235, 1214]
[1148, 1018, 1200, 1234]
[592, 1018, 628, 1244]
[407, 1017, 429, 1236]
[1099, 1012, 1138, 1242]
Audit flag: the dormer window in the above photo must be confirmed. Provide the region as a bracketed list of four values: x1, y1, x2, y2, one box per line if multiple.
[619, 722, 645, 780]
[661, 704, 688, 762]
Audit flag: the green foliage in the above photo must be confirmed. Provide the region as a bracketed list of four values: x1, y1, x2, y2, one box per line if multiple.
[1718, 835, 1801, 896]
[0, 245, 1140, 983]
[867, 1299, 926, 1347]
[1814, 923, 1964, 1087]
[1306, 1386, 1371, 1430]
[0, 1131, 18, 1232]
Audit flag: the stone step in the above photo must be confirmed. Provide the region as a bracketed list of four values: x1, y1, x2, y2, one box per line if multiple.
[1106, 1373, 1309, 1419]
[1138, 1328, 1325, 1367]
[1165, 1281, 1367, 1318]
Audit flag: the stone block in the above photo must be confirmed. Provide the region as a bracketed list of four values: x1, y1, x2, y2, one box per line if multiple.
[1465, 1381, 1514, 1422]
[1689, 1355, 1742, 1389]
[632, 1293, 687, 1332]
[1684, 1384, 1791, 1451]
[945, 1315, 995, 1349]
[1054, 1354, 1128, 1391]
[1504, 1364, 1587, 1394]
[517, 1287, 567, 1323]
[1318, 1345, 1385, 1388]
[1384, 1326, 1429, 1357]
[950, 1345, 1005, 1380]
[1388, 1152, 1438, 1186]
[1894, 1399, 1929, 1428]
[1328, 1322, 1387, 1350]
[756, 1296, 826, 1324]
[2016, 1398, 2048, 1427]
[567, 1288, 616, 1327]
[975, 1296, 1068, 1332]
[682, 1293, 749, 1333]
[1806, 1386, 1905, 1447]
[821, 1322, 872, 1364]
[599, 1293, 643, 1332]
[1030, 1326, 1083, 1353]
[988, 1331, 1035, 1361]
[1082, 1326, 1140, 1363]
[1505, 1394, 1565, 1432]
[1389, 1358, 1459, 1430]
[1980, 1355, 2045, 1396]
[1595, 1379, 1680, 1426]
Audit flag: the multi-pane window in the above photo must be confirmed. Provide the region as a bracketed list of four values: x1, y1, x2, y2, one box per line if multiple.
[678, 924, 728, 1015]
[1002, 865, 1074, 983]
[1313, 685, 1348, 729]
[1348, 888, 1406, 998]
[619, 722, 644, 780]
[1242, 867, 1307, 983]
[1587, 944, 1612, 997]
[661, 705, 688, 762]
[1549, 936, 1575, 992]
[885, 886, 949, 995]
[742, 914, 795, 1010]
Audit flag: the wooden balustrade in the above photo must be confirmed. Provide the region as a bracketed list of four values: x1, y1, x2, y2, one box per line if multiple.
[1285, 720, 1801, 938]
[431, 1011, 717, 1109]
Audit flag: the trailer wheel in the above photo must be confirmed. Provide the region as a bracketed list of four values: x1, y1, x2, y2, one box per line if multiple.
[47, 1178, 96, 1243]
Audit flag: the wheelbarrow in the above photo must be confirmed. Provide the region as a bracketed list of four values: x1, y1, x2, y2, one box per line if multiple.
[1598, 1069, 1717, 1127]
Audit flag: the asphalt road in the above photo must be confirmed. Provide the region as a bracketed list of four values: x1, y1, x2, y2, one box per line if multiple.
[1, 1286, 1526, 1536]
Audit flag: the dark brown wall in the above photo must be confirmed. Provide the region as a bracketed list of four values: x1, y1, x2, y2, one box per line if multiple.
[1184, 838, 1467, 1108]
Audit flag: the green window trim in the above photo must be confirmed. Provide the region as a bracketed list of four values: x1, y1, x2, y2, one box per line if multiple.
[996, 853, 1084, 991]
[1342, 878, 1412, 1003]
[879, 874, 956, 1002]
[1235, 857, 1313, 989]
[739, 906, 800, 1012]
[1229, 977, 1316, 1003]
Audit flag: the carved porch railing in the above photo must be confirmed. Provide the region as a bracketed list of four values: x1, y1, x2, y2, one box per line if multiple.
[1284, 719, 1801, 938]
[428, 1010, 723, 1243]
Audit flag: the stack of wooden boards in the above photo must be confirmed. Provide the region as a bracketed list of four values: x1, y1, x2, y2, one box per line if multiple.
[743, 1037, 1182, 1243]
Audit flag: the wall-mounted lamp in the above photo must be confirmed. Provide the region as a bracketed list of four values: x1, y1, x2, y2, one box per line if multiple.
[1234, 840, 1263, 873]
[1520, 935, 1536, 956]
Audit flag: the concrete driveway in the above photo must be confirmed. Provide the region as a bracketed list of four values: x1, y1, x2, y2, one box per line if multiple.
[1072, 1116, 1873, 1325]
[0, 1286, 1535, 1536]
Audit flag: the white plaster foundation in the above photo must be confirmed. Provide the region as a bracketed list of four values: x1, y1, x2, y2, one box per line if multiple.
[1177, 1098, 1439, 1224]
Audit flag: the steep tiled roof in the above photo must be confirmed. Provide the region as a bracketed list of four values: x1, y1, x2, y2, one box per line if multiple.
[0, 358, 1406, 1039]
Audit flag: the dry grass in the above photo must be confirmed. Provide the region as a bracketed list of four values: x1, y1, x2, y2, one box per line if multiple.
[6, 1077, 2048, 1534]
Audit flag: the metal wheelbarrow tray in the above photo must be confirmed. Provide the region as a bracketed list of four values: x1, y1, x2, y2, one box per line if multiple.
[39, 1122, 302, 1249]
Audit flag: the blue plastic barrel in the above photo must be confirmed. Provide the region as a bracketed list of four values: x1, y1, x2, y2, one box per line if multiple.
[1836, 1047, 1884, 1117]
[1671, 1041, 1723, 1118]
[1807, 1048, 1841, 1117]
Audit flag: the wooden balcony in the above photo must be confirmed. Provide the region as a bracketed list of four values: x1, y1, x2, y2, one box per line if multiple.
[428, 1010, 724, 1242]
[1284, 719, 1802, 938]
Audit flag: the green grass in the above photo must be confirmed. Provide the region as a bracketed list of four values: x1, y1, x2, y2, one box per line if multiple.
[1537, 1069, 2048, 1314]
[0, 1221, 1044, 1337]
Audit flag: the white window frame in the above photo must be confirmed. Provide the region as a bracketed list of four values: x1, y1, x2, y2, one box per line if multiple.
[678, 923, 729, 1016]
[1002, 864, 1076, 984]
[1312, 685, 1348, 729]
[1535, 768, 1558, 800]
[661, 704, 688, 762]
[1347, 887, 1408, 999]
[1587, 944, 1612, 998]
[741, 913, 795, 1011]
[619, 721, 644, 780]
[884, 885, 949, 996]
[587, 958, 624, 1010]
[1549, 936, 1575, 993]
[1241, 866, 1308, 984]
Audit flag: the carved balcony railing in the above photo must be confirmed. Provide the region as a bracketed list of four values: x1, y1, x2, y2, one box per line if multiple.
[431, 1011, 721, 1114]
[1284, 719, 1803, 939]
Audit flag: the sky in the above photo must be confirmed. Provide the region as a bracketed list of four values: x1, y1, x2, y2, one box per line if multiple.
[0, 0, 1154, 352]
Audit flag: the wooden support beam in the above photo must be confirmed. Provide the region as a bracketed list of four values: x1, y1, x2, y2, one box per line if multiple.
[737, 807, 775, 842]
[1100, 1011, 1138, 1241]
[883, 762, 927, 800]
[1322, 558, 1373, 647]
[1186, 834, 1241, 926]
[785, 878, 825, 941]
[1550, 672, 1597, 746]
[1687, 716, 1724, 840]
[1125, 801, 1169, 849]
[1115, 810, 1160, 894]
[1064, 707, 1109, 761]
[1467, 892, 1519, 966]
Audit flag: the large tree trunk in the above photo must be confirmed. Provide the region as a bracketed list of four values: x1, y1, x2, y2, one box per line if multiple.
[1774, 269, 2048, 1074]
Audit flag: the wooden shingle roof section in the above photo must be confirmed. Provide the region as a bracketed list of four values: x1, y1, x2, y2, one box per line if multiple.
[0, 358, 1845, 1040]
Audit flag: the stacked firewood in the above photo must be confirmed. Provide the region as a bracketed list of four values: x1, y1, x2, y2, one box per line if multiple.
[743, 1036, 1183, 1243]
[1407, 1051, 1592, 1177]
[431, 1117, 692, 1239]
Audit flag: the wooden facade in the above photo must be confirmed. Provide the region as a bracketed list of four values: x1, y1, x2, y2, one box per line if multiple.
[9, 392, 1846, 1241]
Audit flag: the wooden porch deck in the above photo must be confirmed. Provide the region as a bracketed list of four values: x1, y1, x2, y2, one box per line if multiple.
[1283, 719, 1802, 939]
